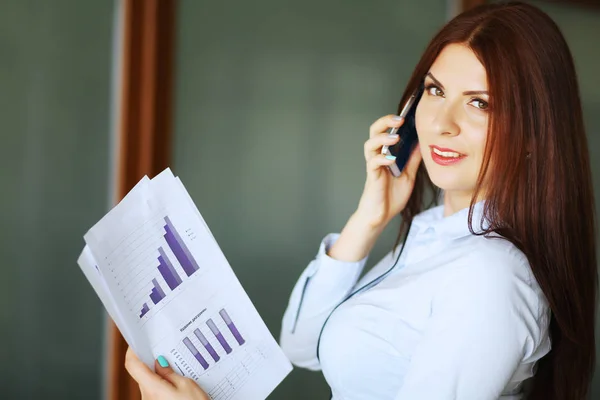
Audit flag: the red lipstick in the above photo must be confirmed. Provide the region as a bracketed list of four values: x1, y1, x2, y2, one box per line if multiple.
[430, 145, 467, 166]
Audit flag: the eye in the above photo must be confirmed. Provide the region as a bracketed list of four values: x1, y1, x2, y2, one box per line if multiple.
[425, 84, 444, 97]
[470, 98, 489, 110]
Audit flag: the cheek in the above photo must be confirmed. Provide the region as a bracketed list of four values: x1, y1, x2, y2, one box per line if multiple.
[415, 101, 430, 140]
[469, 126, 489, 160]
[415, 99, 440, 133]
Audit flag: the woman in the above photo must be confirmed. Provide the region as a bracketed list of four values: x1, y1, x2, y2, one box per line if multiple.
[125, 2, 597, 399]
[280, 2, 597, 399]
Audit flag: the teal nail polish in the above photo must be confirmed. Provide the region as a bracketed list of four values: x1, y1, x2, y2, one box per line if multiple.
[157, 355, 169, 367]
[385, 155, 396, 160]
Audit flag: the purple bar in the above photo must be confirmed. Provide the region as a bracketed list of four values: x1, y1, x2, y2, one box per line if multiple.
[157, 248, 182, 290]
[149, 279, 165, 304]
[183, 337, 209, 370]
[219, 309, 245, 345]
[207, 319, 232, 354]
[158, 247, 183, 285]
[152, 278, 166, 298]
[193, 328, 220, 362]
[157, 255, 179, 290]
[150, 288, 162, 305]
[139, 303, 150, 318]
[164, 216, 199, 277]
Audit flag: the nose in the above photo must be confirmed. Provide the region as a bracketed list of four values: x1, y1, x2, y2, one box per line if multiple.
[431, 100, 460, 137]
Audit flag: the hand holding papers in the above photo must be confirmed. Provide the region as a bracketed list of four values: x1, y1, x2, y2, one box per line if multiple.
[78, 168, 292, 400]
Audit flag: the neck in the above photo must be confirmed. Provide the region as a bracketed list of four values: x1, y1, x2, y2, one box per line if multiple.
[443, 190, 483, 217]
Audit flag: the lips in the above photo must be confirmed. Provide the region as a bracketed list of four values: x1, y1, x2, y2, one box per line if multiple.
[429, 145, 467, 166]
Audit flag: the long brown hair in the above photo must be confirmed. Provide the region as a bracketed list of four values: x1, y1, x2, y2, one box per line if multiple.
[394, 2, 597, 398]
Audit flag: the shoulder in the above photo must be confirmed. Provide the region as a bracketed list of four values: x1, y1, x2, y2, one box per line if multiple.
[436, 234, 551, 359]
[461, 233, 533, 285]
[441, 233, 550, 329]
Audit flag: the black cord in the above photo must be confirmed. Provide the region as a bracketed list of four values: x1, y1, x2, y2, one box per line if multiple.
[315, 220, 413, 362]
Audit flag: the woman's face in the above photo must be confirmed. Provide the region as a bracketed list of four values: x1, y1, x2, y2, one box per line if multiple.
[415, 43, 490, 195]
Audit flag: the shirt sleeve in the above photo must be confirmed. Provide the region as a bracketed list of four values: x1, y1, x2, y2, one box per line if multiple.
[394, 258, 547, 400]
[279, 233, 368, 370]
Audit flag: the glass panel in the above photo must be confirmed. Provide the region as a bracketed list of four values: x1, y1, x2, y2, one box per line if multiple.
[172, 1, 447, 398]
[0, 1, 115, 398]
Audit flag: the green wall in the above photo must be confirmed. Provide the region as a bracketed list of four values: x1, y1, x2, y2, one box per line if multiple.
[0, 1, 114, 398]
[172, 1, 447, 398]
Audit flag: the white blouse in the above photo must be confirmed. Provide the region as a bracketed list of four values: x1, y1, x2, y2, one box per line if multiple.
[280, 201, 551, 400]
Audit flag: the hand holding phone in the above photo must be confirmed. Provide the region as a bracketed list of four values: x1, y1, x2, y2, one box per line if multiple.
[355, 110, 423, 229]
[381, 84, 424, 177]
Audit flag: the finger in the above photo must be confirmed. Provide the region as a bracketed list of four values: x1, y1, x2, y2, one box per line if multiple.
[400, 143, 423, 180]
[125, 348, 171, 394]
[155, 357, 209, 399]
[363, 133, 400, 160]
[154, 355, 188, 387]
[369, 115, 404, 138]
[366, 153, 397, 177]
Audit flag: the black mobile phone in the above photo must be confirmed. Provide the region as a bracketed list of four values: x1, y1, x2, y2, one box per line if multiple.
[381, 83, 424, 177]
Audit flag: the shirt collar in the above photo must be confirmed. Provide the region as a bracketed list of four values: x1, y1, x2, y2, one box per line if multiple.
[411, 200, 489, 241]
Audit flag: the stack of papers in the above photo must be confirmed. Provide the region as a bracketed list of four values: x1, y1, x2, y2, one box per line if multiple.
[78, 168, 292, 400]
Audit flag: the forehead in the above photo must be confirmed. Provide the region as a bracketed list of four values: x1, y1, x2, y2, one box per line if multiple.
[429, 43, 487, 89]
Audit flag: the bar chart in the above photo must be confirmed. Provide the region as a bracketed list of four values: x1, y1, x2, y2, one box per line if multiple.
[175, 308, 246, 374]
[136, 215, 201, 319]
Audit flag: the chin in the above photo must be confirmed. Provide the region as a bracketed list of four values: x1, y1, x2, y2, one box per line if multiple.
[431, 179, 474, 193]
[425, 165, 477, 193]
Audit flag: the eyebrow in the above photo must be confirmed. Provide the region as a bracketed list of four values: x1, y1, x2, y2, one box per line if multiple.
[426, 72, 489, 96]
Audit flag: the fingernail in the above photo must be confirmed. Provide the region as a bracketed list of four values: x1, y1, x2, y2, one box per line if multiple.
[387, 133, 399, 139]
[385, 155, 397, 160]
[157, 355, 169, 367]
[392, 116, 404, 121]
